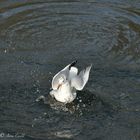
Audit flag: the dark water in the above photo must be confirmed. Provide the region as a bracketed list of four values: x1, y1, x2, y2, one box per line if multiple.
[0, 0, 140, 139]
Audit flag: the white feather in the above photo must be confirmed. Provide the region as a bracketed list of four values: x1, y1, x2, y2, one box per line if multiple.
[50, 63, 92, 103]
[71, 65, 92, 90]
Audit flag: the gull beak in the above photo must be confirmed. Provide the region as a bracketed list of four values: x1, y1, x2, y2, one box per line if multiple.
[57, 84, 62, 89]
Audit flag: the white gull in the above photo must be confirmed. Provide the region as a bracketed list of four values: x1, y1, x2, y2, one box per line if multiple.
[50, 61, 92, 103]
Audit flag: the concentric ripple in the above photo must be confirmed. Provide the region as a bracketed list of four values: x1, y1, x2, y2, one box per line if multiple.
[0, 0, 140, 140]
[0, 1, 139, 65]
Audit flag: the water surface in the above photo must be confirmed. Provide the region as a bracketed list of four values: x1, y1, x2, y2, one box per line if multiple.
[0, 0, 140, 140]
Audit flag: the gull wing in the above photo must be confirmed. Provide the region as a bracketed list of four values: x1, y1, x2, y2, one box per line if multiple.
[69, 67, 78, 80]
[52, 61, 77, 90]
[71, 64, 92, 90]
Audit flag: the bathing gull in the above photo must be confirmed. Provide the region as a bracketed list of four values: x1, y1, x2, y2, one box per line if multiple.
[50, 61, 92, 103]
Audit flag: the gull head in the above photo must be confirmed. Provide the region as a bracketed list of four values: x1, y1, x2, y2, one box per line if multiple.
[57, 75, 66, 89]
[58, 75, 65, 84]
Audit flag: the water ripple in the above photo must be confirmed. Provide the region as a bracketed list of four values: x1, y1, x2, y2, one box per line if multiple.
[0, 1, 140, 140]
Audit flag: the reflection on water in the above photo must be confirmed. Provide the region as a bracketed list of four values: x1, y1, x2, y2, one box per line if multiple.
[0, 0, 140, 140]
